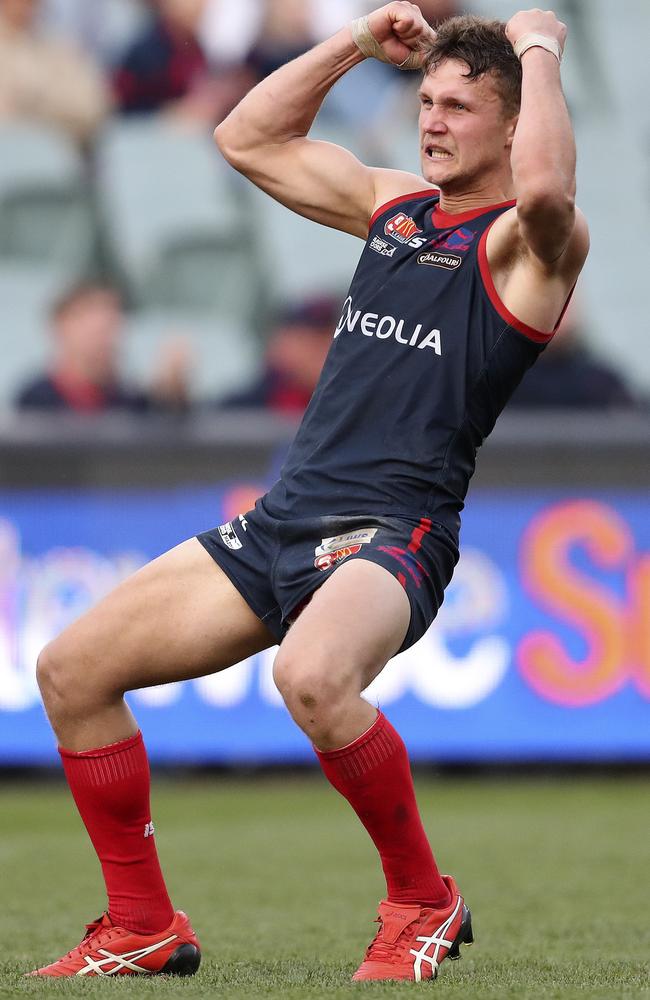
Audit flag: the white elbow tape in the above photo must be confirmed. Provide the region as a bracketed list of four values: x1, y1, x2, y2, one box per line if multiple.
[513, 32, 562, 63]
[350, 15, 422, 71]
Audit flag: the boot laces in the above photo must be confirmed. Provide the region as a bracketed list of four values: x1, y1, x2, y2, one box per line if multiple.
[364, 917, 413, 963]
[83, 916, 107, 939]
[63, 914, 114, 961]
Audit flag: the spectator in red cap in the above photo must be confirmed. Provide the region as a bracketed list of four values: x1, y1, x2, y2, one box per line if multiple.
[219, 296, 341, 415]
[509, 298, 637, 410]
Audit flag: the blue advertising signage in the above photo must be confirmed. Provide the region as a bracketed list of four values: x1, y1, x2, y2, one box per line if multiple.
[1, 483, 649, 763]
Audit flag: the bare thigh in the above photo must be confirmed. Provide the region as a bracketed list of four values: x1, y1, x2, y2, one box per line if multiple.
[274, 559, 411, 748]
[284, 558, 411, 685]
[43, 537, 275, 696]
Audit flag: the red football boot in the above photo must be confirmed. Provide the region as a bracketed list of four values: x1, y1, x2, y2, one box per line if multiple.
[29, 910, 200, 978]
[353, 876, 473, 982]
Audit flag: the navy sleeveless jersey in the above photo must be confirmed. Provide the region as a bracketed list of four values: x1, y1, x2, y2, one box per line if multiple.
[265, 190, 557, 538]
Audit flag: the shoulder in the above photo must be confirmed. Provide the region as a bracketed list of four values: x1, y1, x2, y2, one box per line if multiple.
[482, 205, 589, 337]
[115, 22, 169, 68]
[488, 204, 589, 279]
[16, 375, 63, 409]
[370, 169, 438, 225]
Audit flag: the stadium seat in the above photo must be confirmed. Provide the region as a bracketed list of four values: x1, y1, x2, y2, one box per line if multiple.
[242, 117, 395, 304]
[245, 180, 363, 302]
[308, 116, 379, 163]
[0, 123, 83, 195]
[145, 230, 265, 321]
[378, 126, 421, 176]
[0, 263, 64, 408]
[0, 124, 96, 273]
[124, 309, 258, 401]
[97, 120, 260, 321]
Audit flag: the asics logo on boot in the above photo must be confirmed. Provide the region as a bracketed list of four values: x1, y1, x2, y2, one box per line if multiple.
[409, 896, 462, 982]
[76, 935, 178, 976]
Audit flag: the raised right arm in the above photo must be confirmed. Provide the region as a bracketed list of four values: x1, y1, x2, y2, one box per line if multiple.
[214, 3, 436, 239]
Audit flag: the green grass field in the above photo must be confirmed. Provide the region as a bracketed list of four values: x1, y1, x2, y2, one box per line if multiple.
[1, 774, 649, 999]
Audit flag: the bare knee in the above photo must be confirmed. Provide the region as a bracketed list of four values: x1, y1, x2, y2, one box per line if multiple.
[273, 648, 352, 744]
[36, 640, 65, 709]
[37, 636, 114, 727]
[273, 647, 345, 712]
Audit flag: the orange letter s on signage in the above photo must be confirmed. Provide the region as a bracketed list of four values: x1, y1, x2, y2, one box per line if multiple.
[628, 554, 650, 699]
[517, 501, 632, 706]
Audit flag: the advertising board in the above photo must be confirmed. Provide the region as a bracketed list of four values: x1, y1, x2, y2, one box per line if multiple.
[1, 484, 648, 763]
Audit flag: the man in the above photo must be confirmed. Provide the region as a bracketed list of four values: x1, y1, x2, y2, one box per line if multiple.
[0, 0, 109, 145]
[218, 296, 341, 415]
[111, 0, 253, 128]
[32, 2, 588, 982]
[508, 299, 636, 409]
[16, 280, 191, 414]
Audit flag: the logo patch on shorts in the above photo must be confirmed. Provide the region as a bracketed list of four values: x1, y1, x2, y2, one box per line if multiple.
[218, 521, 243, 550]
[314, 528, 377, 571]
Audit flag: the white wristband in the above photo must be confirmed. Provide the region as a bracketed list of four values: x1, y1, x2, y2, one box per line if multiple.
[513, 32, 562, 63]
[350, 15, 422, 71]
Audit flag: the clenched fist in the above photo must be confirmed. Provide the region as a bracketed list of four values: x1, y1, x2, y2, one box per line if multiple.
[366, 2, 437, 68]
[506, 8, 567, 58]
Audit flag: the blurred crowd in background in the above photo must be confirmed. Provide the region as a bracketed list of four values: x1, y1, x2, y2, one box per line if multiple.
[0, 0, 647, 418]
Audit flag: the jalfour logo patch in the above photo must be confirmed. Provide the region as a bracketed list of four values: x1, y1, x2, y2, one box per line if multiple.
[418, 251, 462, 270]
[416, 225, 478, 268]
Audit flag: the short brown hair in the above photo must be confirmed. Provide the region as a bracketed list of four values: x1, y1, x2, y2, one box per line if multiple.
[50, 280, 122, 322]
[422, 15, 522, 117]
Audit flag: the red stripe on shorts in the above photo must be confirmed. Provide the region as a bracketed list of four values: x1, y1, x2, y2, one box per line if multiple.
[407, 517, 433, 555]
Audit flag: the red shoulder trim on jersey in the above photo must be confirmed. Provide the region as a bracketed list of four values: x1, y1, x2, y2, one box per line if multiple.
[433, 198, 516, 228]
[478, 223, 556, 344]
[368, 188, 437, 233]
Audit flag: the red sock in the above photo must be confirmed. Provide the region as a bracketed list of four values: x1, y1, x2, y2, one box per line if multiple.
[315, 711, 450, 908]
[60, 731, 174, 934]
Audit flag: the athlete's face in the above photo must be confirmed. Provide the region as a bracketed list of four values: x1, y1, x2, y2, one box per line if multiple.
[418, 59, 517, 191]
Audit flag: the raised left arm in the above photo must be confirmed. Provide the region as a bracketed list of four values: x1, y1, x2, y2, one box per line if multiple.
[507, 9, 576, 263]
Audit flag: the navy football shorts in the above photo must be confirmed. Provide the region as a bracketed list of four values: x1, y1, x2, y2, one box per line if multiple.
[197, 495, 459, 653]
